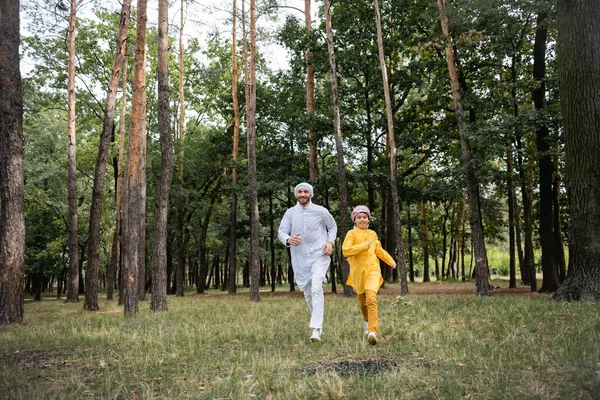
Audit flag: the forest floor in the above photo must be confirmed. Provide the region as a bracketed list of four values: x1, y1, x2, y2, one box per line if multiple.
[1, 279, 599, 399]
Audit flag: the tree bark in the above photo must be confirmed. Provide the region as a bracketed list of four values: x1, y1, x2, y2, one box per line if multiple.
[552, 0, 600, 301]
[306, 0, 319, 199]
[507, 148, 517, 288]
[108, 55, 129, 301]
[65, 0, 80, 304]
[123, 0, 148, 316]
[229, 0, 240, 294]
[324, 0, 352, 297]
[533, 11, 560, 293]
[374, 0, 408, 294]
[553, 162, 566, 282]
[420, 200, 429, 285]
[437, 0, 490, 295]
[247, 0, 261, 302]
[150, 0, 174, 312]
[84, 0, 132, 311]
[0, 0, 25, 325]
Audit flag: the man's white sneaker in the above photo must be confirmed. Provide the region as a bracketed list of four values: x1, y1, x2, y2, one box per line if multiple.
[310, 329, 322, 342]
[367, 331, 377, 345]
[364, 321, 369, 336]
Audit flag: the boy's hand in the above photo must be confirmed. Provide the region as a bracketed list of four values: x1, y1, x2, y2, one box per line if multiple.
[322, 241, 333, 256]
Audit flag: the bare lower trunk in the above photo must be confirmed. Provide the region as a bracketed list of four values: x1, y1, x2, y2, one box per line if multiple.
[324, 0, 352, 297]
[150, 0, 174, 312]
[123, 0, 148, 317]
[552, 0, 600, 301]
[437, 0, 489, 295]
[229, 0, 240, 295]
[507, 149, 517, 288]
[0, 0, 25, 325]
[65, 0, 80, 304]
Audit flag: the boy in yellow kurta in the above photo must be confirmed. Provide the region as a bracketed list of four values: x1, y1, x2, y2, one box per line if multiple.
[342, 205, 396, 345]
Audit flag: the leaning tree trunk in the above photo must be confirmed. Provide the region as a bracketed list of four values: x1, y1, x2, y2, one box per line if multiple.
[0, 0, 25, 325]
[437, 0, 490, 296]
[247, 0, 261, 302]
[122, 0, 148, 316]
[324, 0, 352, 297]
[229, 0, 240, 294]
[552, 0, 600, 301]
[150, 0, 174, 312]
[109, 54, 129, 301]
[306, 0, 319, 201]
[65, 0, 80, 304]
[532, 11, 560, 293]
[374, 0, 408, 294]
[84, 0, 132, 311]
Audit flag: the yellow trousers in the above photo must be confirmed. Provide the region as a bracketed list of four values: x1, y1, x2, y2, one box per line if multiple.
[357, 290, 379, 334]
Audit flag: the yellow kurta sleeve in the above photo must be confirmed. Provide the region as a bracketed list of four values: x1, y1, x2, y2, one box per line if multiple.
[374, 241, 395, 267]
[342, 229, 369, 257]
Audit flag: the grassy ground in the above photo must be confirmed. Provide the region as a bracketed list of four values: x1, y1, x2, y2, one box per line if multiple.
[1, 281, 599, 399]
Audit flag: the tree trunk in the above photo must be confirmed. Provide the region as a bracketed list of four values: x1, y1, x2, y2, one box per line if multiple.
[420, 200, 429, 285]
[229, 0, 240, 295]
[324, 0, 352, 297]
[533, 12, 560, 293]
[407, 202, 414, 282]
[247, 0, 260, 302]
[507, 148, 517, 288]
[84, 0, 132, 311]
[553, 161, 566, 282]
[65, 0, 80, 304]
[374, 0, 408, 294]
[122, 0, 148, 316]
[437, 0, 490, 295]
[552, 0, 600, 301]
[306, 0, 319, 199]
[150, 0, 174, 312]
[0, 0, 25, 325]
[108, 54, 129, 301]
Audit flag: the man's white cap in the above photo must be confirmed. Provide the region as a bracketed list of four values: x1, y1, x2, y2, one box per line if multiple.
[294, 182, 314, 199]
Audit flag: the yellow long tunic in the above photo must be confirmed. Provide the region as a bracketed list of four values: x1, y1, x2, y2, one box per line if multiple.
[342, 227, 395, 294]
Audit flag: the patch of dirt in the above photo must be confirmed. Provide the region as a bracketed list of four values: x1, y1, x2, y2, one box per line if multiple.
[300, 357, 432, 376]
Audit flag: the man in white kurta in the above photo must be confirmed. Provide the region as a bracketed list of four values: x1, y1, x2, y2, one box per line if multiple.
[278, 182, 337, 342]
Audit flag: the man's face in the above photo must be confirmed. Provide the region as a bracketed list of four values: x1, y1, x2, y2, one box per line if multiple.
[296, 188, 311, 205]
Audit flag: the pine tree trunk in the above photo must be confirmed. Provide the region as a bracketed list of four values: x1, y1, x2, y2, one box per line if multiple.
[108, 55, 129, 301]
[507, 149, 517, 288]
[374, 0, 408, 294]
[123, 0, 148, 316]
[437, 0, 490, 295]
[533, 11, 559, 293]
[229, 0, 240, 295]
[306, 0, 319, 199]
[65, 0, 80, 304]
[420, 200, 429, 285]
[552, 0, 600, 301]
[0, 0, 25, 325]
[248, 0, 261, 302]
[85, 0, 132, 311]
[150, 0, 174, 312]
[324, 0, 352, 297]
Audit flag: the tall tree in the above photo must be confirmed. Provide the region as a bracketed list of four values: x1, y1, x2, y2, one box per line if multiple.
[247, 0, 260, 302]
[116, 56, 129, 305]
[229, 0, 240, 294]
[552, 0, 600, 301]
[0, 0, 25, 325]
[150, 0, 175, 312]
[84, 0, 132, 311]
[532, 11, 559, 293]
[373, 0, 408, 294]
[323, 0, 352, 297]
[65, 0, 80, 304]
[306, 0, 318, 197]
[123, 0, 148, 316]
[437, 0, 490, 296]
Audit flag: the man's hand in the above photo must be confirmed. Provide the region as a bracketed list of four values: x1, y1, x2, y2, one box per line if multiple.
[287, 233, 302, 246]
[322, 241, 333, 256]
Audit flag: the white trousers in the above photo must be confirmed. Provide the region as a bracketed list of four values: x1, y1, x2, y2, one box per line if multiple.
[299, 260, 330, 330]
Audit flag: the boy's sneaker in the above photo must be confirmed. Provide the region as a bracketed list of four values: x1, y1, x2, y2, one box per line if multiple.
[310, 329, 322, 342]
[363, 321, 369, 336]
[367, 331, 377, 345]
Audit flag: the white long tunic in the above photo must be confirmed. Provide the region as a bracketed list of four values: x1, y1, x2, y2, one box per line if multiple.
[278, 202, 338, 287]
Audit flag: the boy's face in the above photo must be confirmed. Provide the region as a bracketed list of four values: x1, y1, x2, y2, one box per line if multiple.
[354, 213, 369, 229]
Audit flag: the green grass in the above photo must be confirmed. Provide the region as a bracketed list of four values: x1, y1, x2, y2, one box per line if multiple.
[1, 282, 599, 399]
